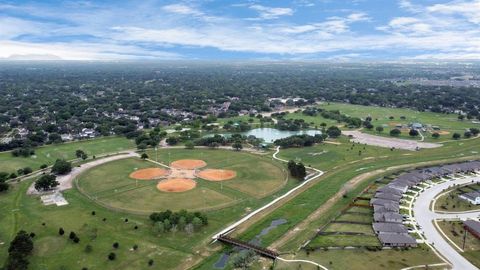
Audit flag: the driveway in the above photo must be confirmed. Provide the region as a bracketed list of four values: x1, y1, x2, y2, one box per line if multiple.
[413, 175, 480, 270]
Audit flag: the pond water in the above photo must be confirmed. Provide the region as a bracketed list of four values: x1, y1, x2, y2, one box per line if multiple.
[207, 128, 322, 143]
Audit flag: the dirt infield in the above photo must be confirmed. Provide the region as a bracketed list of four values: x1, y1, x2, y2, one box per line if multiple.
[129, 168, 170, 180]
[196, 169, 237, 181]
[156, 178, 196, 192]
[170, 159, 207, 169]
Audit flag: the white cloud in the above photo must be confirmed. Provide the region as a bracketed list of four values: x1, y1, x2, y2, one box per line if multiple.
[162, 4, 203, 16]
[249, 5, 294, 19]
[427, 0, 480, 24]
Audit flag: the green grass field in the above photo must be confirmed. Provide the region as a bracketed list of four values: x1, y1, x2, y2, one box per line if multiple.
[0, 136, 135, 174]
[437, 221, 480, 268]
[435, 183, 480, 212]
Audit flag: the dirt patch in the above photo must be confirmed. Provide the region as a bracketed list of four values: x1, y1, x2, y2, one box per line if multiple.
[437, 130, 450, 135]
[157, 178, 196, 192]
[197, 169, 237, 181]
[129, 168, 170, 180]
[170, 159, 207, 170]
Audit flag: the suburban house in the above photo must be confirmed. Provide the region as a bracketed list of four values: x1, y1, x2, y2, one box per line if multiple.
[464, 220, 480, 240]
[459, 191, 480, 205]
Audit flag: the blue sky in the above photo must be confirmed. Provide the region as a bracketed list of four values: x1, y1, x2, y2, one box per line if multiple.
[0, 0, 479, 60]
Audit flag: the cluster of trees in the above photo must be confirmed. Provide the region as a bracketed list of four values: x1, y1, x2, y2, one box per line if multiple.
[51, 159, 72, 175]
[0, 172, 10, 192]
[11, 147, 35, 157]
[326, 126, 342, 138]
[275, 118, 310, 131]
[274, 134, 324, 148]
[287, 160, 307, 180]
[193, 134, 227, 147]
[135, 127, 166, 150]
[317, 109, 362, 128]
[75, 149, 88, 160]
[149, 210, 208, 233]
[34, 174, 59, 191]
[5, 230, 34, 270]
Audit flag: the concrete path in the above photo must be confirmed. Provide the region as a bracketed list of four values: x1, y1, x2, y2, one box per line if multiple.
[413, 175, 480, 270]
[27, 151, 139, 195]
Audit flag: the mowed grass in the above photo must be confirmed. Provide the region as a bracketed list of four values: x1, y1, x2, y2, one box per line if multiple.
[275, 246, 442, 270]
[147, 148, 287, 198]
[318, 102, 477, 142]
[0, 136, 135, 174]
[435, 183, 480, 212]
[77, 158, 235, 213]
[0, 181, 190, 270]
[277, 136, 399, 171]
[437, 221, 480, 268]
[308, 234, 380, 247]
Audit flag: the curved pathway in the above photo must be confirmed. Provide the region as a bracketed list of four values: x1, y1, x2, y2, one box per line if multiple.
[211, 146, 324, 239]
[27, 151, 139, 195]
[413, 175, 480, 270]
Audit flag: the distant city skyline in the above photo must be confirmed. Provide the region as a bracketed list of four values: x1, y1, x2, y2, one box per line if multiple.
[1, 0, 479, 60]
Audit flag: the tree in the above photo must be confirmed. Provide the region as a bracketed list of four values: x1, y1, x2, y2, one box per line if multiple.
[6, 230, 34, 270]
[58, 228, 65, 236]
[112, 242, 119, 249]
[409, 129, 419, 137]
[375, 126, 384, 133]
[464, 131, 472, 138]
[458, 114, 465, 121]
[85, 244, 93, 253]
[192, 217, 203, 230]
[326, 126, 341, 138]
[154, 221, 165, 234]
[163, 219, 172, 231]
[452, 133, 461, 140]
[51, 159, 72, 175]
[166, 136, 178, 146]
[81, 153, 88, 160]
[140, 153, 149, 160]
[108, 252, 116, 261]
[470, 128, 480, 136]
[390, 128, 401, 136]
[34, 174, 59, 191]
[232, 141, 243, 151]
[184, 141, 194, 149]
[432, 132, 440, 139]
[69, 231, 77, 240]
[75, 149, 86, 158]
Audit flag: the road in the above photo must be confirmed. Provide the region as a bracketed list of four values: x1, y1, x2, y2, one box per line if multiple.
[413, 175, 480, 270]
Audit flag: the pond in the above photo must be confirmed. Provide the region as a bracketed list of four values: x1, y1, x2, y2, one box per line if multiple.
[207, 128, 322, 143]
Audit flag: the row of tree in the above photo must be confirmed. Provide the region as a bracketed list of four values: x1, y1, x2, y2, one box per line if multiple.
[149, 210, 208, 233]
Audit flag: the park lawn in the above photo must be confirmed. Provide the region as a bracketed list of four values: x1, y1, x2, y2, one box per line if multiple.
[0, 180, 191, 270]
[283, 111, 339, 128]
[77, 157, 237, 213]
[318, 102, 476, 142]
[0, 136, 134, 174]
[435, 183, 480, 212]
[276, 245, 442, 270]
[277, 136, 399, 171]
[147, 148, 288, 198]
[308, 234, 380, 247]
[437, 221, 480, 268]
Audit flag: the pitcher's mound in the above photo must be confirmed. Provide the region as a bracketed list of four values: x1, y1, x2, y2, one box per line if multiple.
[196, 169, 236, 181]
[157, 178, 196, 192]
[130, 168, 169, 180]
[170, 159, 207, 170]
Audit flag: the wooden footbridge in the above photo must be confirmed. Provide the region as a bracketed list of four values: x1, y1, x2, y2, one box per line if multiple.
[217, 235, 279, 259]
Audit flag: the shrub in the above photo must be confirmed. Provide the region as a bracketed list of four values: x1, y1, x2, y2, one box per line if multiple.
[108, 252, 116, 261]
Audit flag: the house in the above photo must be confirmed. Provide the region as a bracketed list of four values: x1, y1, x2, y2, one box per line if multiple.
[60, 134, 73, 141]
[411, 123, 423, 129]
[81, 128, 95, 138]
[459, 191, 480, 205]
[378, 233, 417, 247]
[374, 212, 403, 223]
[373, 222, 408, 234]
[463, 220, 480, 240]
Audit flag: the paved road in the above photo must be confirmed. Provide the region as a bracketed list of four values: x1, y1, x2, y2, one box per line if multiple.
[413, 175, 480, 270]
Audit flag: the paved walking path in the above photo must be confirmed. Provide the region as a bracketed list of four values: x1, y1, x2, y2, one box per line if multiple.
[413, 175, 480, 270]
[27, 151, 139, 195]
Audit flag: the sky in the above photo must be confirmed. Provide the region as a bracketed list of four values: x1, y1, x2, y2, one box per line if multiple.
[0, 0, 479, 60]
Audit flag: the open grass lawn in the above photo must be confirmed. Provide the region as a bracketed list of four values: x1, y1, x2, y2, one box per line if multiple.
[274, 246, 442, 270]
[78, 149, 286, 213]
[147, 148, 287, 198]
[435, 183, 480, 212]
[0, 136, 135, 174]
[318, 102, 477, 142]
[336, 213, 373, 223]
[437, 221, 480, 268]
[277, 136, 399, 171]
